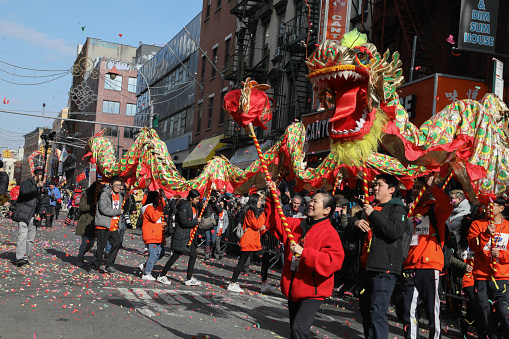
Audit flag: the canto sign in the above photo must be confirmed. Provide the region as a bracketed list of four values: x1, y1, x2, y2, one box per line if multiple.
[458, 0, 499, 54]
[318, 0, 351, 45]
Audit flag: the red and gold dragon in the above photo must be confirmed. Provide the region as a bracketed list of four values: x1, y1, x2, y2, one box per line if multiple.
[85, 29, 508, 201]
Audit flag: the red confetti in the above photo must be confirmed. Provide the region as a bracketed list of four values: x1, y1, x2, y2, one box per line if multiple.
[3, 98, 9, 104]
[119, 34, 122, 37]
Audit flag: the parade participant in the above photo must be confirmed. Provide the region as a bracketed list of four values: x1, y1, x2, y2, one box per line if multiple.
[140, 191, 170, 283]
[214, 198, 229, 260]
[265, 187, 344, 339]
[89, 176, 124, 274]
[468, 197, 509, 339]
[157, 189, 203, 286]
[401, 176, 454, 339]
[12, 168, 44, 267]
[227, 193, 273, 293]
[75, 181, 101, 268]
[49, 184, 61, 223]
[64, 187, 82, 227]
[354, 173, 409, 339]
[283, 195, 305, 218]
[35, 182, 51, 228]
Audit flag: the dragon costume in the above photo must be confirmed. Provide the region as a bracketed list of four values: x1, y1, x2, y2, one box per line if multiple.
[84, 29, 508, 202]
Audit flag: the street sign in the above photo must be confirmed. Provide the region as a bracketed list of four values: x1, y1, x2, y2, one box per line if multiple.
[458, 0, 499, 54]
[493, 58, 504, 100]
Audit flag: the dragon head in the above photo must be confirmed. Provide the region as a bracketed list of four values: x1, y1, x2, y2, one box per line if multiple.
[306, 29, 404, 164]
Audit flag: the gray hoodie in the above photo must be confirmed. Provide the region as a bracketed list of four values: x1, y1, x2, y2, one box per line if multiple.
[95, 185, 124, 229]
[446, 198, 471, 237]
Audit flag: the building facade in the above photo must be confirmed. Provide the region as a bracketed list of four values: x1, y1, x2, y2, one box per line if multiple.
[135, 13, 202, 177]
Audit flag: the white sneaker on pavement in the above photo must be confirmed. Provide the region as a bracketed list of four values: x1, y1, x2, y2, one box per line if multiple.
[227, 283, 244, 293]
[184, 277, 202, 286]
[142, 274, 156, 281]
[157, 276, 171, 285]
[260, 284, 276, 293]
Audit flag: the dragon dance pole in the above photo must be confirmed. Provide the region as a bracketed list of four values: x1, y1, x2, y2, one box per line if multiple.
[488, 199, 498, 286]
[248, 123, 298, 249]
[441, 171, 454, 189]
[362, 165, 369, 205]
[187, 186, 212, 246]
[408, 185, 427, 217]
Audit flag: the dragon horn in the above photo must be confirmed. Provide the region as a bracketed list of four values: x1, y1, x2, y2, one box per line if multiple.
[82, 152, 93, 160]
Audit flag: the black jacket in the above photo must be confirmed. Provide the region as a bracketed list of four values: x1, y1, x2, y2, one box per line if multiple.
[37, 184, 51, 215]
[11, 177, 41, 223]
[171, 199, 199, 253]
[355, 198, 408, 275]
[0, 171, 9, 196]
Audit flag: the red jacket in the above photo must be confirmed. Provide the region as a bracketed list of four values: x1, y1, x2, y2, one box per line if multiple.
[467, 218, 509, 280]
[265, 197, 344, 302]
[239, 210, 266, 252]
[142, 204, 164, 244]
[404, 185, 453, 271]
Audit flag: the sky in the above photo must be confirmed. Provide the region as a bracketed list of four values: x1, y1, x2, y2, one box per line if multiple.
[0, 0, 203, 152]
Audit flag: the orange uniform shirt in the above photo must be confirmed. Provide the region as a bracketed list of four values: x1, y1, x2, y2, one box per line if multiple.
[467, 218, 509, 281]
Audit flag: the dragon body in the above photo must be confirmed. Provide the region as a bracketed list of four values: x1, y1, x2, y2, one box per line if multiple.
[85, 30, 508, 201]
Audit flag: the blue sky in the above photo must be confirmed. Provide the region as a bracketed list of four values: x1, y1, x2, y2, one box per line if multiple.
[0, 0, 203, 151]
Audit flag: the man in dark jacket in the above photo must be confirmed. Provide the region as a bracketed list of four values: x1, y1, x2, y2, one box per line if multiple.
[34, 182, 51, 227]
[0, 160, 10, 208]
[354, 173, 409, 339]
[12, 168, 44, 267]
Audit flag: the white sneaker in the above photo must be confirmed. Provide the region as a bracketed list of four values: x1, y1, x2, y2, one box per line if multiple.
[184, 277, 202, 286]
[227, 283, 244, 293]
[260, 284, 276, 293]
[157, 276, 171, 285]
[142, 274, 156, 281]
[139, 263, 145, 272]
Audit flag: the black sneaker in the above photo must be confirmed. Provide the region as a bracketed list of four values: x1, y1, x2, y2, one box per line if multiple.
[16, 259, 28, 267]
[104, 266, 117, 274]
[89, 267, 99, 274]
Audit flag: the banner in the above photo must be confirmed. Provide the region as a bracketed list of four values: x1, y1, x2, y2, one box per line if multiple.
[319, 0, 351, 45]
[458, 0, 499, 54]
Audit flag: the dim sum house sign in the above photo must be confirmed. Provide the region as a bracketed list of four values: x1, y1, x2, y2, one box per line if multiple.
[458, 0, 499, 54]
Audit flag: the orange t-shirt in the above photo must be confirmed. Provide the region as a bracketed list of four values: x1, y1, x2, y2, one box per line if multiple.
[360, 205, 383, 268]
[460, 248, 475, 288]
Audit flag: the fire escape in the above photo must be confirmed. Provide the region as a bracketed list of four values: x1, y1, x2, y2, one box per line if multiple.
[223, 0, 272, 148]
[272, 0, 320, 138]
[372, 0, 434, 79]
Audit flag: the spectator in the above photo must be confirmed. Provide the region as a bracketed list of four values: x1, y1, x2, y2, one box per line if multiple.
[204, 192, 223, 259]
[467, 196, 509, 338]
[402, 176, 453, 339]
[12, 168, 44, 267]
[447, 189, 471, 240]
[265, 187, 344, 338]
[283, 195, 305, 218]
[47, 184, 61, 227]
[354, 173, 409, 339]
[0, 160, 9, 207]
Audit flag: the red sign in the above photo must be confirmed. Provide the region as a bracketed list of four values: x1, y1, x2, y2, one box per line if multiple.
[319, 0, 351, 44]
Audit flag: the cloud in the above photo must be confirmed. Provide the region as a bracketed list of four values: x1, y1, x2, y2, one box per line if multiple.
[0, 19, 75, 56]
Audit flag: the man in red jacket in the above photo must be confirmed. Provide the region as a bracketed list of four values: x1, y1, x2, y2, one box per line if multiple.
[402, 176, 453, 339]
[265, 187, 344, 339]
[467, 196, 509, 339]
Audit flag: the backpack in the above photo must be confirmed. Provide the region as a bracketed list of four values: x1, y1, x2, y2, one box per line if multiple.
[400, 208, 413, 265]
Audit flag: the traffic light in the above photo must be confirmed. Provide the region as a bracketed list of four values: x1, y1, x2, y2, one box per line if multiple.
[152, 115, 159, 128]
[2, 150, 11, 158]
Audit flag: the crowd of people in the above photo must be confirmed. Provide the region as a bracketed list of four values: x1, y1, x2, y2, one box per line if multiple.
[4, 164, 509, 339]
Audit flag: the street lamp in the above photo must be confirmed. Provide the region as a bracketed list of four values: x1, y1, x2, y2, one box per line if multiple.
[106, 62, 154, 128]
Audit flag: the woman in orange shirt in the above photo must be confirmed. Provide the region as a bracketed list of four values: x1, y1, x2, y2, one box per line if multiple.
[227, 193, 273, 293]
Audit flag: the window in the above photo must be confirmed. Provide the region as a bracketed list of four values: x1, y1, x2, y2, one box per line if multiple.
[128, 77, 137, 92]
[212, 48, 217, 78]
[126, 103, 137, 116]
[207, 97, 214, 129]
[104, 75, 122, 91]
[179, 111, 187, 134]
[124, 127, 137, 139]
[201, 56, 206, 84]
[197, 103, 202, 133]
[224, 38, 231, 68]
[101, 125, 118, 137]
[278, 13, 286, 46]
[102, 100, 120, 114]
[206, 0, 211, 18]
[217, 0, 221, 9]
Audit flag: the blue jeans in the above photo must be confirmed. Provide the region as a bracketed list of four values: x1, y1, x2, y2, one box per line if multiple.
[144, 243, 165, 275]
[78, 235, 95, 259]
[205, 226, 219, 247]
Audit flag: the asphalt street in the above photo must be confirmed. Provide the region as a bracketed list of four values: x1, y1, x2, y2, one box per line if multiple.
[0, 214, 466, 339]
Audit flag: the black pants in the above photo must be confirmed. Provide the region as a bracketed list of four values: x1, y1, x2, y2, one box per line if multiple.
[55, 205, 61, 219]
[475, 279, 509, 339]
[160, 241, 197, 280]
[45, 206, 55, 227]
[91, 229, 120, 269]
[231, 250, 270, 283]
[288, 298, 323, 339]
[401, 269, 441, 339]
[463, 285, 486, 337]
[358, 269, 397, 339]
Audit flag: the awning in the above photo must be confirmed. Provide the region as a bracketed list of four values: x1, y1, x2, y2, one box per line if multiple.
[183, 134, 225, 168]
[230, 140, 273, 169]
